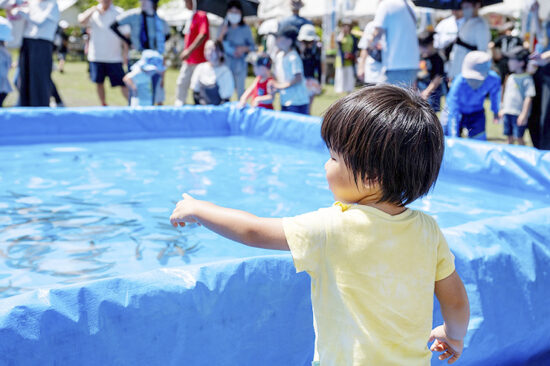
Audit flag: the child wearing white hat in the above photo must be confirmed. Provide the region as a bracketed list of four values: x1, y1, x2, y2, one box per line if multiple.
[123, 49, 165, 107]
[0, 16, 13, 107]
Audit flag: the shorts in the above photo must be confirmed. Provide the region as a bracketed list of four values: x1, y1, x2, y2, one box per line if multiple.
[503, 114, 527, 138]
[458, 109, 486, 140]
[89, 62, 125, 87]
[57, 52, 67, 61]
[281, 104, 309, 115]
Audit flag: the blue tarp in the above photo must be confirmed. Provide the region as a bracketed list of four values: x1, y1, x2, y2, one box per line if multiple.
[1, 104, 550, 365]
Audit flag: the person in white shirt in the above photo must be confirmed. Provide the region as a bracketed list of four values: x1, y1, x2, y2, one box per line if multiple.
[190, 40, 235, 105]
[448, 0, 490, 80]
[367, 0, 419, 86]
[10, 0, 59, 106]
[78, 0, 129, 106]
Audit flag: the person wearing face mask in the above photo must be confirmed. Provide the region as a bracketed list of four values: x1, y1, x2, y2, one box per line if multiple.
[448, 0, 490, 81]
[216, 0, 255, 99]
[190, 40, 234, 105]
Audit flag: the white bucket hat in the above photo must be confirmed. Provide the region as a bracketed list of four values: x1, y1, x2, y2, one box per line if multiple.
[297, 24, 319, 42]
[462, 51, 491, 80]
[0, 17, 13, 43]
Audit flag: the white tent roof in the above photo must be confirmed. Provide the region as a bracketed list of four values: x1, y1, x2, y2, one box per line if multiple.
[157, 1, 223, 27]
[480, 0, 550, 19]
[258, 0, 364, 20]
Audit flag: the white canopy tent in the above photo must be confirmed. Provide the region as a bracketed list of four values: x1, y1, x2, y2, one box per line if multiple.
[480, 0, 550, 19]
[157, 1, 224, 27]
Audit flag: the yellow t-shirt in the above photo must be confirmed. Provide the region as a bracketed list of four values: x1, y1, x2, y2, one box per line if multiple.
[282, 202, 455, 366]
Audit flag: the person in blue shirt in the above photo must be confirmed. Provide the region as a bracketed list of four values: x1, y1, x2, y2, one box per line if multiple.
[445, 51, 501, 140]
[217, 0, 255, 98]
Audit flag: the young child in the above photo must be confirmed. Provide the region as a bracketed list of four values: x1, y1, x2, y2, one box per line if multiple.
[170, 84, 470, 365]
[190, 40, 234, 105]
[271, 25, 310, 115]
[417, 31, 446, 113]
[334, 18, 358, 94]
[238, 54, 273, 109]
[499, 46, 535, 145]
[297, 24, 322, 113]
[446, 51, 501, 140]
[123, 49, 165, 107]
[0, 17, 13, 108]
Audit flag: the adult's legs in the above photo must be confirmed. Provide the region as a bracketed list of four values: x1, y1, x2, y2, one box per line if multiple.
[0, 92, 7, 107]
[50, 79, 63, 105]
[538, 70, 550, 150]
[527, 68, 544, 148]
[175, 62, 197, 105]
[96, 83, 107, 106]
[19, 39, 53, 107]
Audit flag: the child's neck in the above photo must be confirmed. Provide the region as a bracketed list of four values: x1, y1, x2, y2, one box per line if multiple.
[363, 201, 406, 216]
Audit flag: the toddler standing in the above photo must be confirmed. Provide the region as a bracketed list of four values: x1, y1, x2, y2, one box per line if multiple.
[499, 46, 536, 145]
[170, 84, 470, 365]
[271, 25, 310, 115]
[238, 54, 273, 109]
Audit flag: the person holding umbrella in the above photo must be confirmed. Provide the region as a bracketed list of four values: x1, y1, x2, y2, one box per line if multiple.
[447, 0, 490, 81]
[217, 0, 255, 98]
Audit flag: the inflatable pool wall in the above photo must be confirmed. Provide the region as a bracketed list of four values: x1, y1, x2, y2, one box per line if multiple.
[1, 104, 549, 365]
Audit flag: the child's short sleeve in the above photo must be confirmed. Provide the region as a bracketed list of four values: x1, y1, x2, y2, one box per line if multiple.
[282, 208, 334, 275]
[289, 52, 304, 77]
[435, 228, 455, 281]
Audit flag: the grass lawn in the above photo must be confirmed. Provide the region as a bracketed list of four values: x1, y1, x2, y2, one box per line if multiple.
[3, 60, 529, 145]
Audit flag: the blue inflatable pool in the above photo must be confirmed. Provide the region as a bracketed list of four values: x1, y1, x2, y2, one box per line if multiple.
[0, 104, 549, 365]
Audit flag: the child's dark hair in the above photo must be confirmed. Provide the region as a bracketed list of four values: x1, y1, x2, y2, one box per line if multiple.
[418, 31, 435, 46]
[321, 84, 444, 206]
[227, 0, 246, 26]
[213, 40, 225, 63]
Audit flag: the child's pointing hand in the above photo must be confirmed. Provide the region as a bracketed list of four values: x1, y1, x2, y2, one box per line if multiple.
[170, 193, 200, 228]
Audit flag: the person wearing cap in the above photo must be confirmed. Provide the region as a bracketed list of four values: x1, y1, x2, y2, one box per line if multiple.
[111, 0, 169, 105]
[334, 18, 358, 94]
[123, 49, 165, 107]
[8, 0, 59, 106]
[278, 0, 312, 34]
[448, 0, 490, 81]
[174, 0, 209, 106]
[271, 25, 310, 115]
[367, 0, 420, 86]
[0, 16, 13, 107]
[446, 51, 501, 140]
[498, 46, 535, 146]
[297, 23, 321, 112]
[190, 40, 234, 106]
[217, 0, 255, 98]
[78, 0, 129, 106]
[489, 21, 523, 82]
[238, 54, 274, 109]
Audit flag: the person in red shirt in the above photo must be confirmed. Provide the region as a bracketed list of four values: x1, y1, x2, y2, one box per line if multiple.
[174, 0, 209, 106]
[238, 54, 274, 109]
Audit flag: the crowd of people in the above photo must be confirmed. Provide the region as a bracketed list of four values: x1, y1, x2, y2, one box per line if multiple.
[0, 0, 549, 147]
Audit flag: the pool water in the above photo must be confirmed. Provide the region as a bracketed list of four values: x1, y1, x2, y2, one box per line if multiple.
[1, 136, 549, 298]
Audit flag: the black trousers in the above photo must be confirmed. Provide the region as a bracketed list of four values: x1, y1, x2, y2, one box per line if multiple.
[528, 64, 550, 149]
[18, 38, 53, 107]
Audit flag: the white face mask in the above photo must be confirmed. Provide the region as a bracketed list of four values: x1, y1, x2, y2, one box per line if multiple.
[227, 13, 242, 25]
[462, 7, 474, 19]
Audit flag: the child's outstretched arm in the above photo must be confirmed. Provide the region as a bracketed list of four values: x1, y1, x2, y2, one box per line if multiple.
[170, 194, 289, 251]
[430, 270, 470, 364]
[238, 81, 256, 108]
